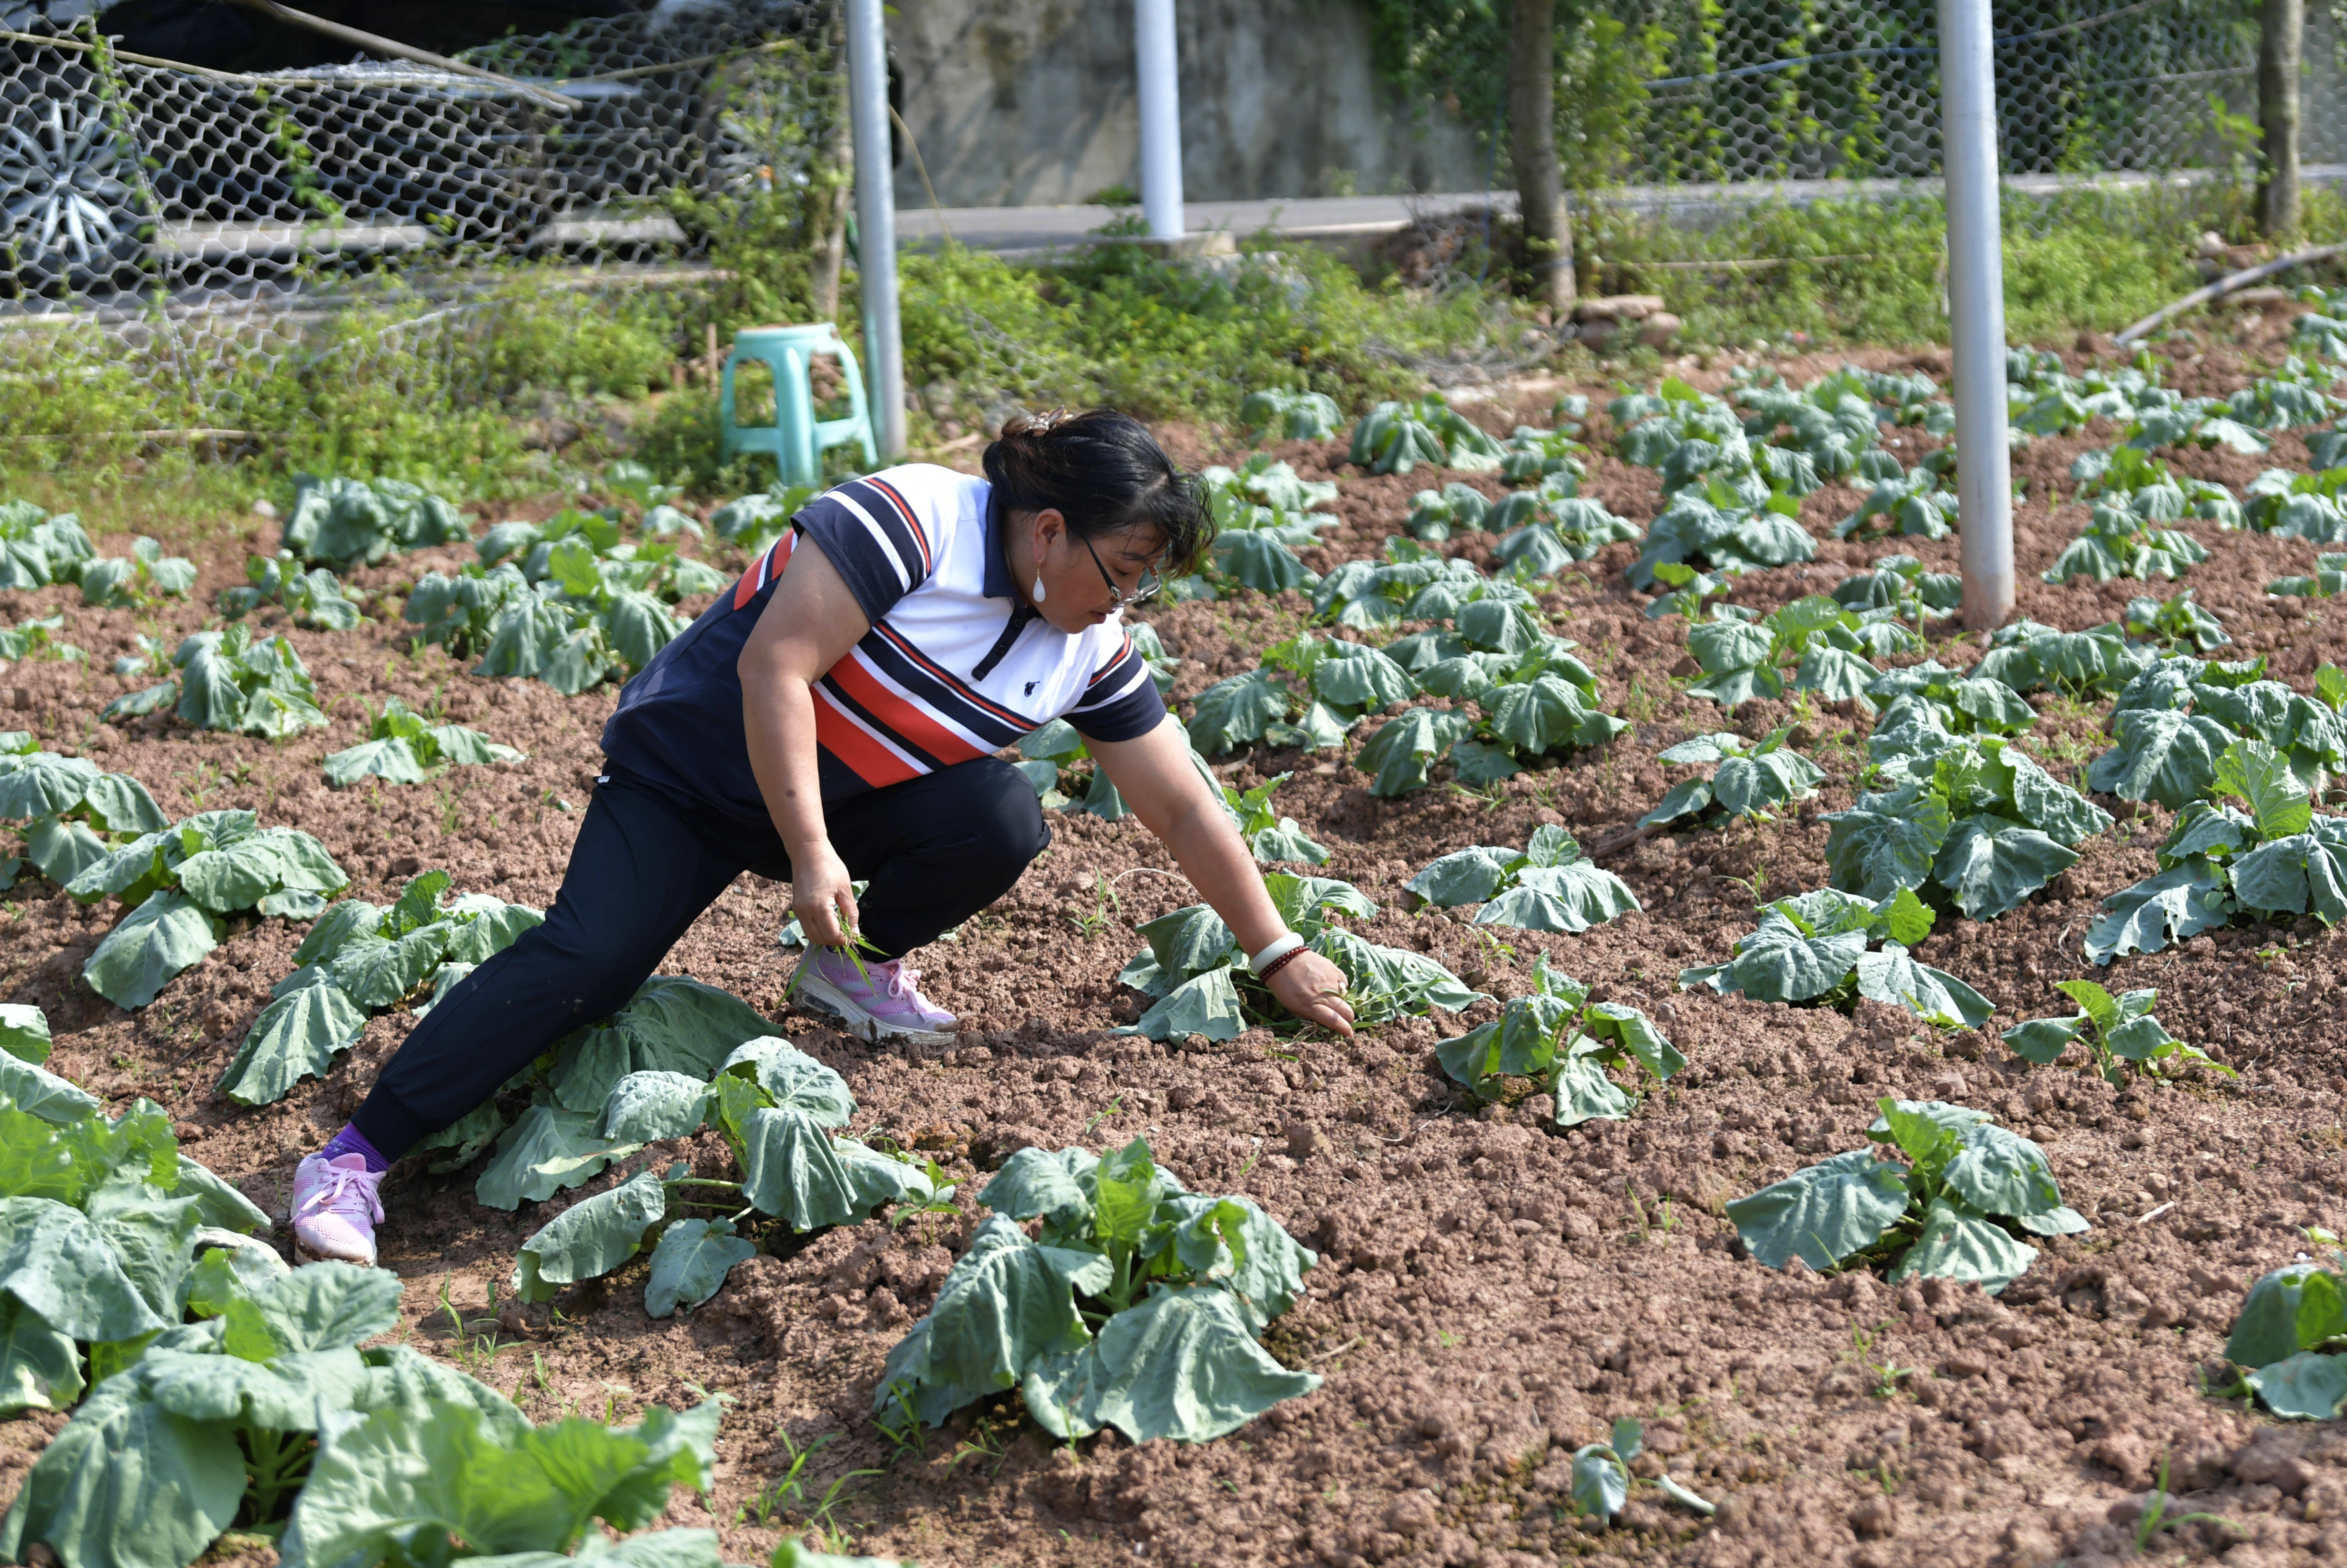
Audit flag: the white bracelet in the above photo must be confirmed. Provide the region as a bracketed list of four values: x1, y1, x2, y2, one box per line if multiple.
[1248, 932, 1306, 975]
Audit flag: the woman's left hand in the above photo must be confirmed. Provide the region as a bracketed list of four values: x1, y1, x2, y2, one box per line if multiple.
[1266, 950, 1355, 1039]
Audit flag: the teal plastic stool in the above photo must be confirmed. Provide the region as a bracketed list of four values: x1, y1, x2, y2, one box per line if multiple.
[720, 323, 878, 484]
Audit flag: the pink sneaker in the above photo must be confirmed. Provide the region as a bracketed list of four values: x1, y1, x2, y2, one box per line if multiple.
[292, 1152, 385, 1266]
[791, 950, 957, 1046]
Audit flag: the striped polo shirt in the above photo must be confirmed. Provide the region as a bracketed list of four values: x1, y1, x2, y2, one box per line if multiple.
[601, 464, 1164, 818]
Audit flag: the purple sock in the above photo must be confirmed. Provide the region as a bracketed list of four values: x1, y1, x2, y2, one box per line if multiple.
[321, 1123, 389, 1174]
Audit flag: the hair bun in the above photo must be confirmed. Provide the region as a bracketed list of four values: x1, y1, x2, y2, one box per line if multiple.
[1001, 407, 1071, 440]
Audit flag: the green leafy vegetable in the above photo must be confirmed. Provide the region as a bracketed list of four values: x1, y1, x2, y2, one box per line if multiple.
[876, 1137, 1317, 1443]
[1347, 395, 1503, 475]
[1681, 888, 1993, 1027]
[1238, 387, 1343, 441]
[322, 698, 524, 788]
[0, 499, 96, 591]
[2000, 979, 2228, 1083]
[218, 552, 365, 631]
[218, 871, 537, 1103]
[60, 809, 350, 1010]
[1641, 728, 1826, 828]
[1727, 1099, 2079, 1294]
[1118, 874, 1482, 1040]
[1438, 957, 1682, 1126]
[281, 473, 470, 569]
[1404, 824, 1639, 933]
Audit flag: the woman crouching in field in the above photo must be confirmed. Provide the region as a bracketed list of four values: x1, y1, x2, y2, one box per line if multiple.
[289, 409, 1356, 1263]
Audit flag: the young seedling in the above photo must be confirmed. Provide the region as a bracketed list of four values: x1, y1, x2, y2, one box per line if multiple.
[1848, 1324, 1914, 1398]
[2133, 1452, 2244, 1552]
[1567, 1417, 1715, 1525]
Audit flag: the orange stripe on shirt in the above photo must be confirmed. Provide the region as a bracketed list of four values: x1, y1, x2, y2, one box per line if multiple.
[872, 623, 1036, 728]
[731, 531, 797, 611]
[1088, 633, 1137, 686]
[825, 653, 990, 766]
[812, 687, 922, 788]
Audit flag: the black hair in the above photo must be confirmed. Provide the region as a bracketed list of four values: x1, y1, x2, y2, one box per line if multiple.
[982, 408, 1214, 577]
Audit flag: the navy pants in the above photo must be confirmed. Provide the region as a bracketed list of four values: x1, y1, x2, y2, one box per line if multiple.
[351, 758, 1049, 1159]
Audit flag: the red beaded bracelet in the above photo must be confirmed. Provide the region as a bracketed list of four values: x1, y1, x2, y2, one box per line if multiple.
[1257, 945, 1309, 983]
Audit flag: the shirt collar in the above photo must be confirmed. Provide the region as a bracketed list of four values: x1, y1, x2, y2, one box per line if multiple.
[982, 484, 1017, 601]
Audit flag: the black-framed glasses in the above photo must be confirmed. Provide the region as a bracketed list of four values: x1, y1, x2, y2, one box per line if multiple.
[1081, 534, 1164, 608]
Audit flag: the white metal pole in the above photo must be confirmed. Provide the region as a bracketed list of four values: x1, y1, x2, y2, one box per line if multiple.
[846, 0, 904, 462]
[1938, 0, 2013, 629]
[1134, 0, 1185, 240]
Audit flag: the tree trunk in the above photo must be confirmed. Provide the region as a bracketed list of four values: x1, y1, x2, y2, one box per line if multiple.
[1509, 0, 1573, 315]
[806, 17, 855, 321]
[2260, 0, 2304, 238]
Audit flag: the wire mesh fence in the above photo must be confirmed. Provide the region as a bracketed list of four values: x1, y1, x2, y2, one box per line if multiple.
[0, 1, 835, 449]
[0, 0, 2338, 457]
[1617, 0, 2271, 184]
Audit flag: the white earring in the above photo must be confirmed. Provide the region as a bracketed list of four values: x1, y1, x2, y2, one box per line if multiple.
[1032, 574, 1048, 603]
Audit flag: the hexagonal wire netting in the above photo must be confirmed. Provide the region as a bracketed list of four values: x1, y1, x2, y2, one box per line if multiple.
[1617, 0, 2275, 186]
[0, 0, 2339, 441]
[0, 2, 834, 435]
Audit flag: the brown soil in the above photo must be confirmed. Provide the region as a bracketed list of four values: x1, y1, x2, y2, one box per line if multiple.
[6, 355, 2347, 1568]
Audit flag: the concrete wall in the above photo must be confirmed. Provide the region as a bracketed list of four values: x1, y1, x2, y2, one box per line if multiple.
[886, 0, 1485, 207]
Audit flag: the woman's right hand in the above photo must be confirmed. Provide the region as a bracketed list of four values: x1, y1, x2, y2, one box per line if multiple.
[790, 839, 860, 948]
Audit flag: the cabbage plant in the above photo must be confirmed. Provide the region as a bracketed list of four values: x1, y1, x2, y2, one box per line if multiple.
[1347, 395, 1504, 475]
[2087, 738, 2347, 962]
[2088, 655, 2345, 806]
[1681, 887, 1993, 1028]
[2000, 979, 2226, 1083]
[1641, 728, 1825, 829]
[218, 869, 540, 1106]
[509, 1036, 942, 1315]
[2243, 464, 2347, 544]
[875, 1137, 1319, 1443]
[218, 552, 363, 630]
[1835, 465, 1957, 541]
[1118, 873, 1483, 1040]
[281, 473, 471, 568]
[1438, 956, 1680, 1126]
[1730, 365, 1894, 482]
[1239, 387, 1343, 441]
[0, 499, 95, 590]
[322, 698, 522, 788]
[1404, 824, 1638, 934]
[3, 1225, 720, 1568]
[1824, 735, 2112, 921]
[2221, 1262, 2347, 1419]
[2044, 499, 2208, 584]
[2269, 553, 2347, 598]
[78, 537, 196, 608]
[1181, 455, 1339, 597]
[1726, 1099, 2084, 1295]
[2070, 445, 2240, 527]
[408, 509, 728, 694]
[101, 624, 328, 738]
[0, 736, 168, 890]
[0, 1031, 274, 1421]
[1833, 554, 1962, 624]
[65, 807, 349, 1009]
[1677, 593, 1919, 711]
[1971, 619, 2149, 699]
[1627, 482, 1816, 589]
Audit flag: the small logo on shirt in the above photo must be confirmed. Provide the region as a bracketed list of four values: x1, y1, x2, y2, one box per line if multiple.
[1024, 681, 1039, 696]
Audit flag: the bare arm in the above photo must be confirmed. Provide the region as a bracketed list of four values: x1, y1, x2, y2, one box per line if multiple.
[737, 538, 871, 948]
[1090, 715, 1355, 1037]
